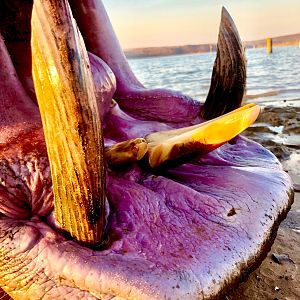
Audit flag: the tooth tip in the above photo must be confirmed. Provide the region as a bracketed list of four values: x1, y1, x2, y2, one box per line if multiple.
[220, 7, 238, 34]
[221, 7, 231, 21]
[221, 6, 228, 16]
[249, 104, 261, 125]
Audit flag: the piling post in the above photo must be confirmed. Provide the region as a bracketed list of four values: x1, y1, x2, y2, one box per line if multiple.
[266, 37, 273, 54]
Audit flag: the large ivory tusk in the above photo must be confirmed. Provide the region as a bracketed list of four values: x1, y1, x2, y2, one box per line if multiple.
[31, 0, 105, 245]
[201, 7, 246, 120]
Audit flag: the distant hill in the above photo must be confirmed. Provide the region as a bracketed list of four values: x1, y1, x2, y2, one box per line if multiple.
[125, 33, 300, 59]
[245, 33, 300, 48]
[124, 44, 217, 59]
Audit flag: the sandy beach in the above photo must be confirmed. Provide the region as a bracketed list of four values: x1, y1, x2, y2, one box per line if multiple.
[227, 105, 300, 299]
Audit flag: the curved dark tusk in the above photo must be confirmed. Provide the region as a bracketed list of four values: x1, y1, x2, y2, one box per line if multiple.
[201, 7, 246, 120]
[31, 0, 106, 246]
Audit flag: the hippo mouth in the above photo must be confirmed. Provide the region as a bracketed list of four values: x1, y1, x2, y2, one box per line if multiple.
[0, 0, 293, 299]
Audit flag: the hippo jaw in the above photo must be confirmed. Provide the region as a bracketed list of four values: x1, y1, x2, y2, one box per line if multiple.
[0, 1, 294, 299]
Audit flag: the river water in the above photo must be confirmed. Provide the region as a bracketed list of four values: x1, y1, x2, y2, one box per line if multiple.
[129, 46, 300, 107]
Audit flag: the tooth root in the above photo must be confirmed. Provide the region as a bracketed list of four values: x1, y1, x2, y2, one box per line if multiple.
[31, 0, 105, 245]
[105, 138, 148, 166]
[147, 104, 260, 168]
[201, 7, 246, 120]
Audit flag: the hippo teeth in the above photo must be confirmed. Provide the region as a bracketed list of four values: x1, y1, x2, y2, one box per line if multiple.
[31, 0, 106, 246]
[29, 0, 252, 245]
[201, 6, 247, 120]
[0, 1, 294, 299]
[146, 103, 260, 168]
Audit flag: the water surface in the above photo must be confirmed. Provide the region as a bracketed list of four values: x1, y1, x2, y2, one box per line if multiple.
[129, 46, 300, 107]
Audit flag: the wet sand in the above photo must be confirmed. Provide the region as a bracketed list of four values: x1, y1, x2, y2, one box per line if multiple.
[227, 106, 300, 300]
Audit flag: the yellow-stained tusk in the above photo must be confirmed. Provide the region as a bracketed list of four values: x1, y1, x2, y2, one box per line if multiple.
[146, 103, 260, 168]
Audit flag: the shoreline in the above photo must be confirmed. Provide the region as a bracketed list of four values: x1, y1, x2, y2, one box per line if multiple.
[125, 42, 300, 60]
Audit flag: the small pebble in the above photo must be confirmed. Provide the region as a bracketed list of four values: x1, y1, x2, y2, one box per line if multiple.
[271, 253, 295, 265]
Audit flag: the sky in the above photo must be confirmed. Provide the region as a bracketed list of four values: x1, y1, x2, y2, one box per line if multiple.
[102, 0, 300, 49]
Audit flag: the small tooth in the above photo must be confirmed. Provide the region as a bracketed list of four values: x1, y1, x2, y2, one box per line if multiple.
[105, 138, 148, 166]
[147, 104, 260, 168]
[31, 0, 105, 246]
[201, 7, 246, 120]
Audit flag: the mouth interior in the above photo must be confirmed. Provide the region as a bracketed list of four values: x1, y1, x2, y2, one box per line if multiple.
[0, 0, 261, 242]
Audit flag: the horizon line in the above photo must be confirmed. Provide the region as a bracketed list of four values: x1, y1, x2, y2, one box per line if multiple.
[123, 31, 300, 51]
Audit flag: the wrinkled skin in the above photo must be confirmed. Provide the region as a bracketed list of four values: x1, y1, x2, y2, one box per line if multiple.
[0, 0, 293, 299]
